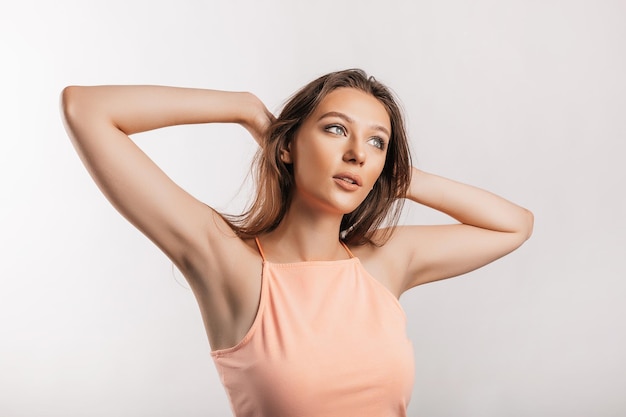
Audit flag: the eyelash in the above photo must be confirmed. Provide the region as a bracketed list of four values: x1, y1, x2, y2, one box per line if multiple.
[325, 124, 347, 136]
[324, 124, 386, 150]
[368, 136, 386, 150]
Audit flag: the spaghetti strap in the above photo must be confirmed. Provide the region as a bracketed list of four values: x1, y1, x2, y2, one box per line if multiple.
[255, 237, 267, 262]
[340, 240, 355, 258]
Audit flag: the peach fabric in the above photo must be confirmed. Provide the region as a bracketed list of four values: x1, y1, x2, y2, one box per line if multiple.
[211, 238, 414, 417]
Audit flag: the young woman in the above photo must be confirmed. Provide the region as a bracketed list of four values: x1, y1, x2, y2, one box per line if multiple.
[61, 69, 533, 417]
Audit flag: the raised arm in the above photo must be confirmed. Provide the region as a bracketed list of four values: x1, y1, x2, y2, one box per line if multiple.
[60, 85, 271, 270]
[387, 167, 533, 292]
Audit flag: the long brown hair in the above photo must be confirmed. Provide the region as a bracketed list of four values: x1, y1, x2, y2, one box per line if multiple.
[226, 69, 412, 245]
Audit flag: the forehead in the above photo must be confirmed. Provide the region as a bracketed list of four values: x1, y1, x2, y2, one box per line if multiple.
[311, 88, 391, 133]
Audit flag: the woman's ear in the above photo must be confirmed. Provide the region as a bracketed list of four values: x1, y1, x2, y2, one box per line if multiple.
[280, 144, 293, 164]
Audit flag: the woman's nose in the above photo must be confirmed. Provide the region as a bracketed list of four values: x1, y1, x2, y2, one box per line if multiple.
[343, 139, 366, 166]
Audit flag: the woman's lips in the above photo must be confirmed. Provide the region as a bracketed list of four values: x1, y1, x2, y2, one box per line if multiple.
[333, 173, 362, 191]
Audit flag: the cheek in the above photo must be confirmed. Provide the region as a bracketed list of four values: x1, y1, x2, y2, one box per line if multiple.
[367, 155, 387, 183]
[293, 138, 332, 171]
[292, 149, 326, 187]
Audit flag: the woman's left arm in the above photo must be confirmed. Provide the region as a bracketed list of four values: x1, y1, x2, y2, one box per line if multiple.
[390, 167, 534, 291]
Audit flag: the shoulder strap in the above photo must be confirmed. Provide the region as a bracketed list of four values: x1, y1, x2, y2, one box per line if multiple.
[340, 240, 355, 259]
[254, 237, 267, 262]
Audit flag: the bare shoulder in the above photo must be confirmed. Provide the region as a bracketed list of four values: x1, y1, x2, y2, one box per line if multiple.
[347, 226, 421, 298]
[348, 225, 458, 296]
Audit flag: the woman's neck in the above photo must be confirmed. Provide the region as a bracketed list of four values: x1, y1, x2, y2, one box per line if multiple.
[261, 205, 348, 263]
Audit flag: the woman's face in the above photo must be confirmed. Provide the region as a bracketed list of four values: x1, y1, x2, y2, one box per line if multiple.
[285, 87, 391, 216]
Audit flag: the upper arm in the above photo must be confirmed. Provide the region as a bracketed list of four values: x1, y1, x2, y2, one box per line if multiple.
[385, 220, 533, 292]
[61, 86, 221, 270]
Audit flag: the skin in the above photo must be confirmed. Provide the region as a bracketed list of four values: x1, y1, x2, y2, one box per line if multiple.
[61, 84, 533, 351]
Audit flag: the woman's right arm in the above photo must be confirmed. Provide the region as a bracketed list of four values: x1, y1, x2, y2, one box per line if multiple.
[60, 85, 270, 274]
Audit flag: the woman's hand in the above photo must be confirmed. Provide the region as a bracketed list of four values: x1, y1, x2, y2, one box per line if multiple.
[239, 93, 275, 146]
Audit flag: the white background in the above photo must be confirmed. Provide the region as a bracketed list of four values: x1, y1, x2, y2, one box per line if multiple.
[1, 1, 625, 416]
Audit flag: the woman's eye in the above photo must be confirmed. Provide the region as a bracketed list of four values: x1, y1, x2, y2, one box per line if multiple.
[325, 125, 346, 136]
[368, 136, 385, 150]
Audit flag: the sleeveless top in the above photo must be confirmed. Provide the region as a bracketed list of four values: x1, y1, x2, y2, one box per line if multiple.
[211, 238, 414, 417]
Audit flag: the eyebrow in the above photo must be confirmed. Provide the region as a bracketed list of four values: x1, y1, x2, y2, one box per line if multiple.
[318, 111, 391, 137]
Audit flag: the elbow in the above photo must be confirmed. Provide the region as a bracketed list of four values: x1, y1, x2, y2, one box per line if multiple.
[60, 85, 83, 127]
[520, 208, 534, 241]
[60, 86, 99, 143]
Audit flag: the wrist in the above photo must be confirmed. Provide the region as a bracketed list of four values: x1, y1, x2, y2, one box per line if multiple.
[408, 167, 426, 200]
[233, 91, 262, 127]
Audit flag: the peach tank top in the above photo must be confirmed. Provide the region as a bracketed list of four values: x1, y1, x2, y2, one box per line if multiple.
[211, 238, 414, 417]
